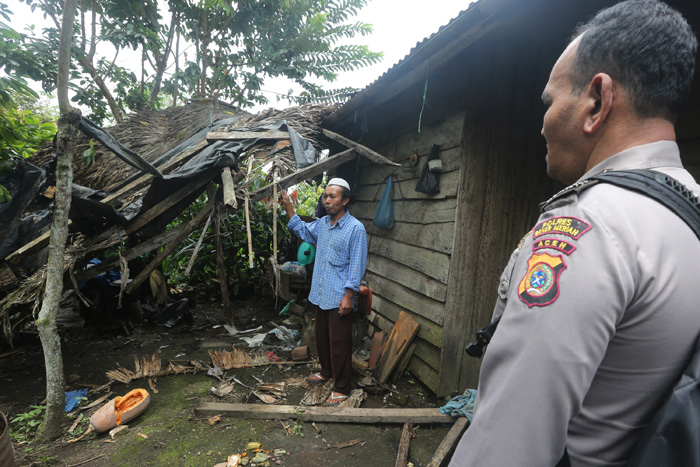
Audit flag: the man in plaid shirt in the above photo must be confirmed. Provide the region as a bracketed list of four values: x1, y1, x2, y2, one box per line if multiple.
[279, 178, 368, 406]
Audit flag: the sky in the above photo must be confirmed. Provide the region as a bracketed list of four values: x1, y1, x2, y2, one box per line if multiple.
[7, 0, 474, 114]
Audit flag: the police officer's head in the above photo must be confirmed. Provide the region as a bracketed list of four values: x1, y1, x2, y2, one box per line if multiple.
[571, 1, 697, 123]
[541, 1, 697, 185]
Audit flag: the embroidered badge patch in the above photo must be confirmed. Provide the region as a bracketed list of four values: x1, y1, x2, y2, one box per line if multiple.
[533, 216, 591, 240]
[518, 252, 567, 307]
[532, 238, 576, 255]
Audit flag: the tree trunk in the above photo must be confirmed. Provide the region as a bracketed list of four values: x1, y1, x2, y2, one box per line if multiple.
[148, 12, 178, 108]
[36, 0, 80, 441]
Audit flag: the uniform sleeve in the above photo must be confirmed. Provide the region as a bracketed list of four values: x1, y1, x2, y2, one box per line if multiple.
[450, 203, 635, 467]
[287, 214, 319, 245]
[343, 224, 368, 292]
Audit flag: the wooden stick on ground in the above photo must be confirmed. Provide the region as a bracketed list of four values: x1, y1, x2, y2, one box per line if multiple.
[195, 403, 456, 424]
[395, 422, 414, 467]
[427, 417, 469, 467]
[245, 156, 255, 268]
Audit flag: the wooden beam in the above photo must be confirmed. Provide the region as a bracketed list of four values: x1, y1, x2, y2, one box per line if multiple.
[206, 130, 290, 142]
[102, 139, 210, 206]
[125, 169, 216, 235]
[208, 184, 232, 325]
[195, 404, 456, 424]
[221, 167, 237, 208]
[395, 422, 413, 467]
[249, 148, 357, 203]
[322, 129, 400, 166]
[73, 226, 182, 284]
[124, 197, 215, 295]
[427, 418, 469, 467]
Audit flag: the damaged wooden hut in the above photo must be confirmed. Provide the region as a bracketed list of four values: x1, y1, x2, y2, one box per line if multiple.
[322, 0, 700, 397]
[0, 99, 397, 344]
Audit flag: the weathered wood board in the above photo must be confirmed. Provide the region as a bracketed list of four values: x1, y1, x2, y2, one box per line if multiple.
[355, 169, 460, 201]
[352, 198, 457, 226]
[366, 272, 445, 326]
[368, 310, 441, 371]
[368, 237, 451, 284]
[427, 418, 470, 467]
[359, 147, 462, 185]
[374, 311, 421, 384]
[369, 296, 443, 347]
[367, 254, 447, 302]
[206, 130, 290, 141]
[195, 404, 456, 424]
[362, 220, 455, 255]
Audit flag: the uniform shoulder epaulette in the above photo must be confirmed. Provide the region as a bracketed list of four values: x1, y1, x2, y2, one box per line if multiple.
[538, 178, 600, 212]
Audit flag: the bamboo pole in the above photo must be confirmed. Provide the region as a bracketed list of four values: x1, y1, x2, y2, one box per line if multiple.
[184, 211, 213, 277]
[245, 156, 254, 268]
[272, 168, 278, 261]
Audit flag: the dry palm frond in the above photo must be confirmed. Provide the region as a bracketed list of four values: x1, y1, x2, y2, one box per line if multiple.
[252, 381, 286, 404]
[300, 380, 333, 406]
[105, 364, 138, 384]
[211, 381, 236, 398]
[283, 377, 310, 389]
[209, 348, 253, 369]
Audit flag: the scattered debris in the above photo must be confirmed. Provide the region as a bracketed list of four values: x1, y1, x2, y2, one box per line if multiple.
[208, 414, 222, 426]
[246, 442, 261, 450]
[148, 378, 158, 394]
[312, 422, 322, 436]
[300, 380, 333, 406]
[227, 454, 241, 466]
[211, 381, 236, 398]
[209, 348, 269, 370]
[109, 424, 129, 439]
[68, 414, 84, 433]
[137, 433, 149, 439]
[81, 392, 113, 411]
[291, 346, 310, 361]
[338, 389, 366, 409]
[327, 438, 363, 450]
[252, 382, 286, 404]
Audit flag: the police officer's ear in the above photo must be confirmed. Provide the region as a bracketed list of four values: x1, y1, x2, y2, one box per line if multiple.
[583, 73, 614, 135]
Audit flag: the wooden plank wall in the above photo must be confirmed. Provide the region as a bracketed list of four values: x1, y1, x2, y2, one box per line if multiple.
[351, 112, 466, 394]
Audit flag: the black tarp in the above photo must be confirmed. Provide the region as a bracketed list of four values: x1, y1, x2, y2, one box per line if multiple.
[0, 159, 45, 259]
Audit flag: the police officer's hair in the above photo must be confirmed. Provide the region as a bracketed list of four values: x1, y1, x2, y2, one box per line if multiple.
[570, 0, 697, 122]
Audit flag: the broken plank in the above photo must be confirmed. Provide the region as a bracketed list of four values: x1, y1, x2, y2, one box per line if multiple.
[124, 198, 215, 295]
[249, 148, 357, 203]
[102, 139, 210, 206]
[73, 226, 182, 283]
[195, 404, 456, 424]
[322, 129, 400, 167]
[374, 310, 421, 384]
[125, 169, 217, 235]
[206, 130, 290, 141]
[221, 167, 237, 208]
[427, 418, 469, 467]
[395, 422, 413, 467]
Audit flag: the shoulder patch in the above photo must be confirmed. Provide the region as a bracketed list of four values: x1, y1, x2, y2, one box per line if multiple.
[532, 238, 576, 255]
[518, 252, 567, 308]
[533, 216, 591, 240]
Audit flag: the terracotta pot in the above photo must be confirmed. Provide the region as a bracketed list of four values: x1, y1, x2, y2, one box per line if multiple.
[0, 412, 14, 467]
[90, 389, 150, 433]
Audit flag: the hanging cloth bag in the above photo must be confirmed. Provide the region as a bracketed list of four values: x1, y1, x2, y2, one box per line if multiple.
[373, 174, 399, 229]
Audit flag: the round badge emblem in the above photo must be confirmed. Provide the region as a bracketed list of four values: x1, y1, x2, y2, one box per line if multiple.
[525, 262, 554, 296]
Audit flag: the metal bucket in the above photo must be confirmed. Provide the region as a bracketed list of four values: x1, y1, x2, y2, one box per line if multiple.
[0, 412, 15, 467]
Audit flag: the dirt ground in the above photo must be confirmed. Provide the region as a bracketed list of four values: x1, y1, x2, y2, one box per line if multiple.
[0, 293, 455, 466]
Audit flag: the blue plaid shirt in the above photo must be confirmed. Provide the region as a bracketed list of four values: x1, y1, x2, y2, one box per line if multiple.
[287, 211, 368, 310]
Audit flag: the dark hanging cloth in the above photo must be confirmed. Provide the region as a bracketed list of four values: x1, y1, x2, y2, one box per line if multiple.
[415, 144, 441, 194]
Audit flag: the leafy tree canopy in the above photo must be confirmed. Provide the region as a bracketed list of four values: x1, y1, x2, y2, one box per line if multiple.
[13, 0, 382, 125]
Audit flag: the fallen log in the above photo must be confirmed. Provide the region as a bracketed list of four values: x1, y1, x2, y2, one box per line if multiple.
[395, 422, 414, 467]
[195, 403, 456, 424]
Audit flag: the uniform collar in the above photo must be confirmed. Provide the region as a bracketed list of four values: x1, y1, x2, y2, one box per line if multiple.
[578, 140, 682, 182]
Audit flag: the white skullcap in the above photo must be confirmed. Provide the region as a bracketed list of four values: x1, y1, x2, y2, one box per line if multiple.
[327, 178, 350, 191]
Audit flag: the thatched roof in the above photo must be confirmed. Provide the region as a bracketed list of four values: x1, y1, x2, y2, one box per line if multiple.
[30, 99, 248, 191]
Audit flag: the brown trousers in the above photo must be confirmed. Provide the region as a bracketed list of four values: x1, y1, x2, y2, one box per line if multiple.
[314, 304, 352, 395]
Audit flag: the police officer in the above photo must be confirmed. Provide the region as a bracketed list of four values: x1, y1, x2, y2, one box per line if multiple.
[450, 2, 700, 466]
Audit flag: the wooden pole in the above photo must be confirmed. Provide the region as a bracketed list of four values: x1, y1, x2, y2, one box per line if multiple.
[208, 184, 232, 326]
[426, 418, 469, 467]
[395, 422, 413, 467]
[184, 211, 213, 277]
[245, 156, 254, 268]
[272, 168, 278, 262]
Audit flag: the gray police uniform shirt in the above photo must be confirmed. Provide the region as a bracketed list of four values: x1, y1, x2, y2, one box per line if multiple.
[450, 141, 700, 467]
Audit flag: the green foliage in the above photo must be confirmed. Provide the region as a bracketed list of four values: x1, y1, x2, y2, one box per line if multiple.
[15, 0, 381, 123]
[10, 405, 46, 443]
[0, 90, 57, 161]
[81, 139, 96, 166]
[161, 165, 322, 295]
